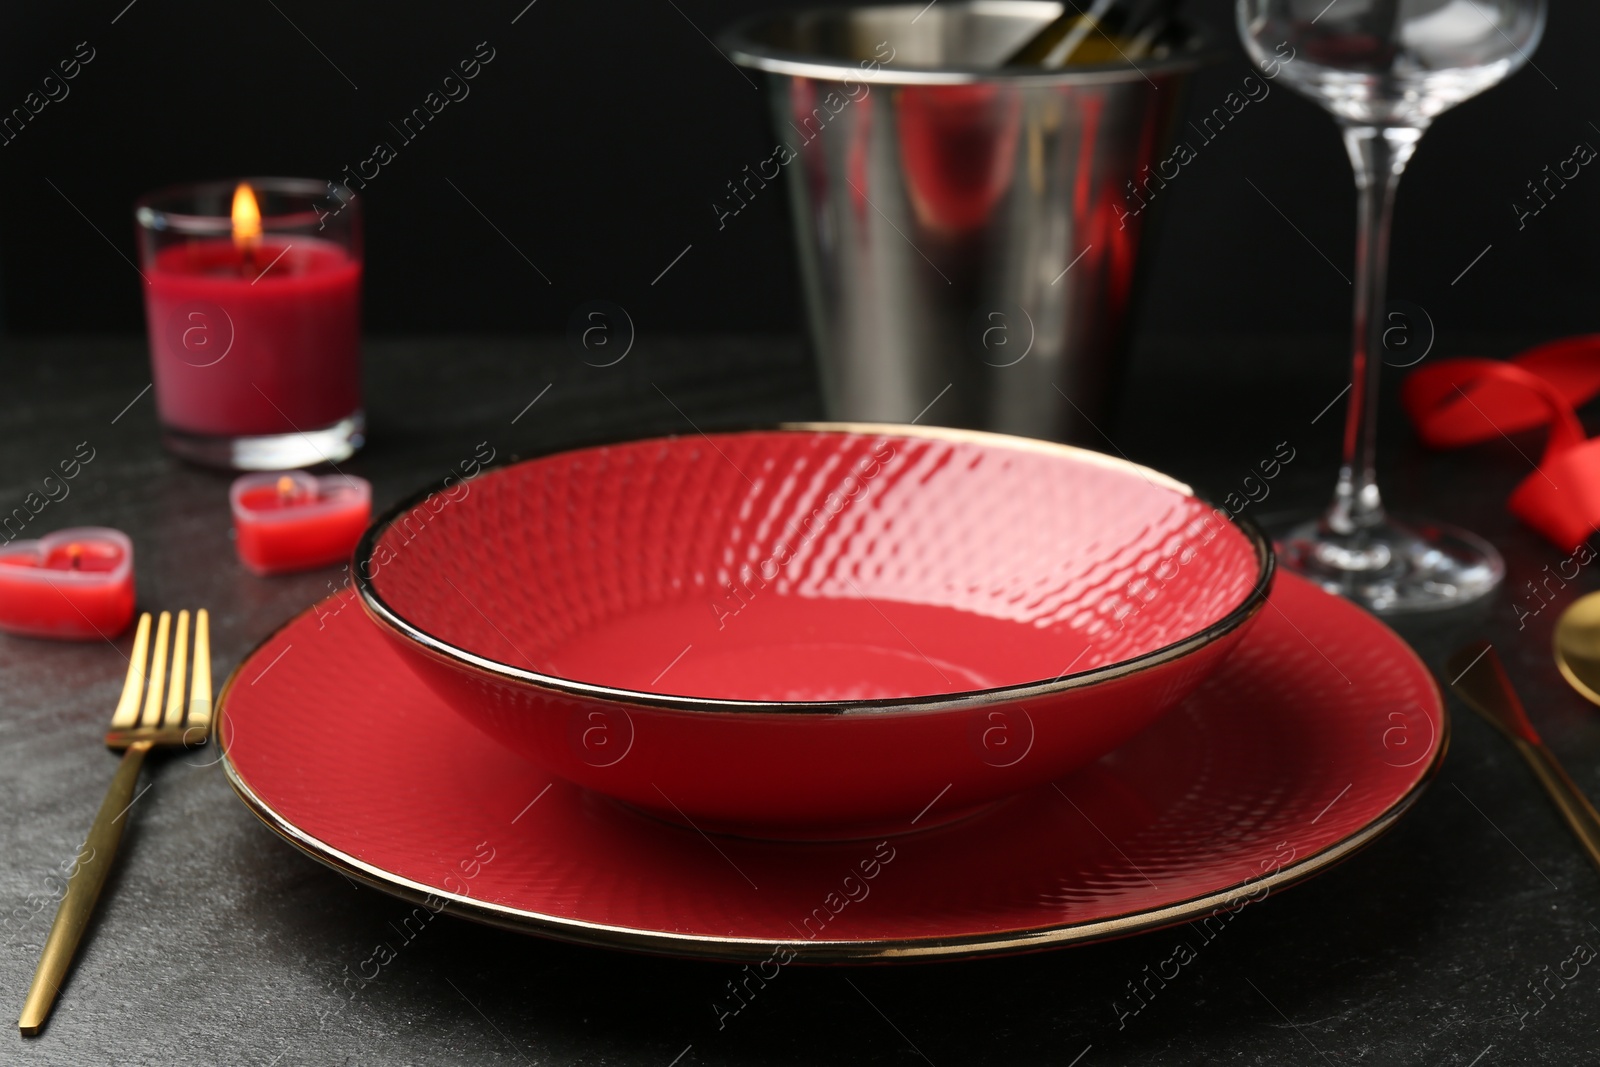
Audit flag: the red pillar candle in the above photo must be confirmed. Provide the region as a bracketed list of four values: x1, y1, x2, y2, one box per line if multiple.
[231, 471, 372, 576]
[136, 178, 364, 469]
[0, 528, 136, 640]
[146, 238, 360, 435]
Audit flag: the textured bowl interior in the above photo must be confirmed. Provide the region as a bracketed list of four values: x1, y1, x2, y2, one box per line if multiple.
[366, 429, 1263, 703]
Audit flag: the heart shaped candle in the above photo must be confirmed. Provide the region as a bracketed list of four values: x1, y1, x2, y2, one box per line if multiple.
[0, 527, 136, 640]
[231, 471, 371, 576]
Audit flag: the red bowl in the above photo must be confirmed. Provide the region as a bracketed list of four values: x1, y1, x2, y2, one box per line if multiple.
[356, 424, 1273, 839]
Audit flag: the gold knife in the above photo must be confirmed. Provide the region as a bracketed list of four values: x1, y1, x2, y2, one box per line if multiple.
[1447, 640, 1600, 875]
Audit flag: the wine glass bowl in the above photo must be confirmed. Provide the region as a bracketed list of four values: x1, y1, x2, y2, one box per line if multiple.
[1236, 0, 1545, 612]
[1240, 0, 1545, 126]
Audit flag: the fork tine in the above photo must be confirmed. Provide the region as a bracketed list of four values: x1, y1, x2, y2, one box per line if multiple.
[188, 609, 213, 732]
[162, 610, 190, 728]
[138, 611, 171, 728]
[109, 614, 152, 729]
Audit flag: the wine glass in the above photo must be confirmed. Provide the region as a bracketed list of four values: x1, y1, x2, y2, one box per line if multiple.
[1236, 0, 1545, 612]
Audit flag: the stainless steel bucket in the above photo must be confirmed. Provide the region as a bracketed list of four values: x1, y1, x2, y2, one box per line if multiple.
[722, 2, 1208, 442]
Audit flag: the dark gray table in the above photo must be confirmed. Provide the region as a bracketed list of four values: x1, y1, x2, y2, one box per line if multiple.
[2, 334, 1596, 1066]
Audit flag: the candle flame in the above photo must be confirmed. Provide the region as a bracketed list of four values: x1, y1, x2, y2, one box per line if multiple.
[232, 182, 262, 253]
[66, 543, 83, 571]
[276, 475, 297, 498]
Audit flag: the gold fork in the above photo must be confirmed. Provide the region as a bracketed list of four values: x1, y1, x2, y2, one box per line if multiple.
[18, 609, 212, 1037]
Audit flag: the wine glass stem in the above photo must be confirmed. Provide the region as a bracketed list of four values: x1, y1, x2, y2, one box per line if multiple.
[1327, 124, 1421, 538]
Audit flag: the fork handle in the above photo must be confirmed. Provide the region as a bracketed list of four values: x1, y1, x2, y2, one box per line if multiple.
[1513, 736, 1600, 876]
[18, 740, 152, 1037]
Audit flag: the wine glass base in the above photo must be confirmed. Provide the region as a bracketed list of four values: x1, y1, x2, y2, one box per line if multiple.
[1277, 516, 1504, 614]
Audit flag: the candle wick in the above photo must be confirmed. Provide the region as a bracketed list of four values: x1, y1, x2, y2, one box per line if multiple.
[66, 544, 83, 571]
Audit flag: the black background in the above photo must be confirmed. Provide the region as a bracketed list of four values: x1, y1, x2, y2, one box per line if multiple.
[0, 0, 1592, 339]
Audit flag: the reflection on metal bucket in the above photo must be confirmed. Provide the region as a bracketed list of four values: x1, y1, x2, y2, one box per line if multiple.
[724, 1, 1209, 443]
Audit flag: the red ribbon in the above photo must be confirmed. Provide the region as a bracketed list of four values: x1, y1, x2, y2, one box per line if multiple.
[1402, 336, 1600, 551]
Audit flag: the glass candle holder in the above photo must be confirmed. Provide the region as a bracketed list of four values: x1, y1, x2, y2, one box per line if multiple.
[135, 177, 364, 470]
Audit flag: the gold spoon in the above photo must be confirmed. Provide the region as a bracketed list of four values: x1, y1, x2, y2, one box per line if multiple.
[1554, 590, 1600, 707]
[1446, 641, 1600, 875]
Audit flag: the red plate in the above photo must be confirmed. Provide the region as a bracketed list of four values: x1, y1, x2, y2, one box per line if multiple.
[218, 571, 1445, 962]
